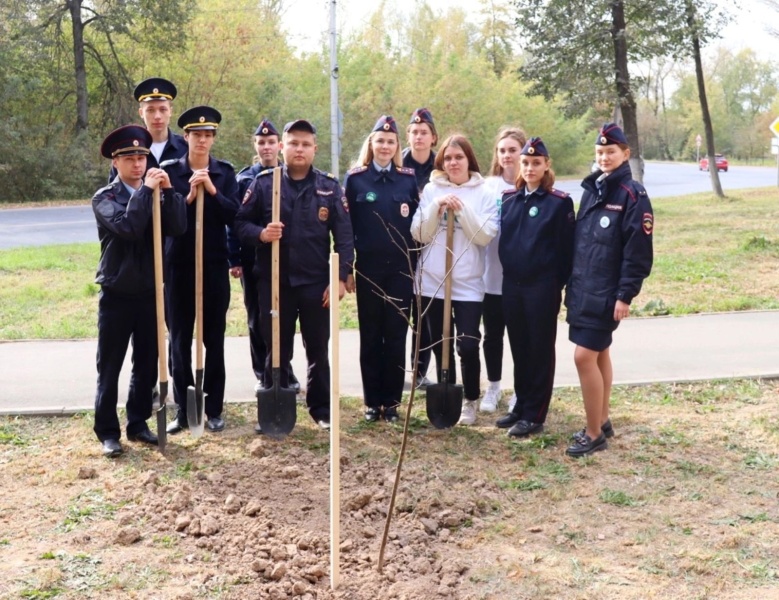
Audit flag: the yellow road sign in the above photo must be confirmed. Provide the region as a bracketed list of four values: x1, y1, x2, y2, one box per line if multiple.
[770, 117, 779, 137]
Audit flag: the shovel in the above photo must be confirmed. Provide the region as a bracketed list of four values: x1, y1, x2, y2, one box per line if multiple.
[257, 166, 297, 438]
[186, 184, 206, 438]
[426, 209, 463, 429]
[151, 186, 167, 453]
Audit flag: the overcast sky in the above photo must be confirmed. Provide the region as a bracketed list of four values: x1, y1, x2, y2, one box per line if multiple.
[279, 0, 779, 58]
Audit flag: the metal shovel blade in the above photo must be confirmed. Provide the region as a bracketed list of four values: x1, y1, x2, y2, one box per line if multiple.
[155, 381, 168, 453]
[187, 369, 206, 438]
[425, 369, 463, 429]
[257, 369, 297, 439]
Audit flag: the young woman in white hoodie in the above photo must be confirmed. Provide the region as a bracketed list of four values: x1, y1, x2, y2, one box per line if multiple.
[411, 134, 499, 426]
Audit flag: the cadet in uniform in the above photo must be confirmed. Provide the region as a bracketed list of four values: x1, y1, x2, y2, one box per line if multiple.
[402, 107, 438, 389]
[234, 119, 354, 430]
[163, 106, 240, 434]
[109, 78, 187, 181]
[92, 125, 187, 457]
[565, 123, 653, 457]
[344, 115, 419, 423]
[228, 119, 300, 394]
[494, 137, 575, 438]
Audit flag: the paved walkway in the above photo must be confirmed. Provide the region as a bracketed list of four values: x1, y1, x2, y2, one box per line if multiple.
[1, 311, 778, 416]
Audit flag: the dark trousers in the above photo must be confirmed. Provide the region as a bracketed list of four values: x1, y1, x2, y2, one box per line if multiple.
[424, 296, 482, 401]
[258, 280, 329, 422]
[94, 288, 157, 442]
[356, 267, 412, 409]
[166, 260, 230, 420]
[410, 295, 432, 378]
[502, 278, 561, 424]
[240, 259, 266, 380]
[482, 292, 505, 382]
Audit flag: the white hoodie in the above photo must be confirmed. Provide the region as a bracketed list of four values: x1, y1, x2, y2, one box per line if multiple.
[411, 171, 499, 302]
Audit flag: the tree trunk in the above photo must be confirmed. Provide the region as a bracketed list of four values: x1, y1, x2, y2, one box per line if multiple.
[68, 0, 88, 135]
[610, 0, 643, 183]
[686, 0, 723, 197]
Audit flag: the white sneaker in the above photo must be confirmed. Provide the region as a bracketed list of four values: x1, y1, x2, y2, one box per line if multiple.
[507, 393, 517, 413]
[458, 400, 477, 426]
[480, 387, 500, 412]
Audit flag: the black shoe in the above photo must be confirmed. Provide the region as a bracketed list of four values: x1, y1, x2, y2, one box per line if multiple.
[206, 416, 225, 432]
[364, 407, 381, 422]
[166, 414, 188, 435]
[572, 419, 614, 443]
[566, 432, 608, 458]
[254, 422, 263, 435]
[289, 371, 301, 393]
[102, 439, 123, 458]
[127, 429, 159, 446]
[383, 406, 400, 423]
[495, 412, 522, 429]
[507, 420, 544, 438]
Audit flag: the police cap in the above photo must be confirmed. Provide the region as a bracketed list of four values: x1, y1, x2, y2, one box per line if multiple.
[178, 105, 222, 131]
[283, 119, 317, 135]
[521, 137, 549, 157]
[596, 122, 628, 146]
[100, 125, 152, 159]
[254, 119, 279, 137]
[372, 115, 398, 134]
[409, 107, 436, 135]
[134, 77, 177, 103]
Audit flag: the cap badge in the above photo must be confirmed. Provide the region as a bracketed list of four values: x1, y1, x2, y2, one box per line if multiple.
[414, 116, 421, 123]
[199, 116, 205, 123]
[528, 147, 535, 155]
[153, 88, 159, 94]
[132, 140, 139, 146]
[600, 135, 607, 144]
[383, 123, 390, 131]
[262, 127, 269, 134]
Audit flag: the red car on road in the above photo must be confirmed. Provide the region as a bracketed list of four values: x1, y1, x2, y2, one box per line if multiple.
[699, 154, 728, 172]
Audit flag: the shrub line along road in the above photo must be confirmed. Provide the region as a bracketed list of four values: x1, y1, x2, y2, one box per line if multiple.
[1, 162, 778, 416]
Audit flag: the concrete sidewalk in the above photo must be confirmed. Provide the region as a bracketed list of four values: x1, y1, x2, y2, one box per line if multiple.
[1, 311, 778, 416]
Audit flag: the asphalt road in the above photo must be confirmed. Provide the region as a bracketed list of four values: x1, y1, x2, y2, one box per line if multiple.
[0, 162, 776, 250]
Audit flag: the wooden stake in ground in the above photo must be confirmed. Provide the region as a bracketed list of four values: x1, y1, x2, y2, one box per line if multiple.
[329, 252, 341, 590]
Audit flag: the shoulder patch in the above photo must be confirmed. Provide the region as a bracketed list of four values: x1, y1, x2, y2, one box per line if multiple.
[549, 188, 570, 199]
[642, 212, 654, 235]
[258, 169, 274, 177]
[346, 165, 368, 176]
[397, 167, 416, 176]
[242, 187, 253, 205]
[324, 172, 340, 182]
[159, 158, 178, 168]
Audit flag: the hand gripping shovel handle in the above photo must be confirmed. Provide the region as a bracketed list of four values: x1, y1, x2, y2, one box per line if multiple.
[187, 184, 206, 438]
[441, 209, 455, 373]
[152, 186, 168, 452]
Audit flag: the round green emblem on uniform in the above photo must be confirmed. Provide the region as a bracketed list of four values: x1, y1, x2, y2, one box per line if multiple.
[366, 192, 377, 202]
[529, 206, 539, 217]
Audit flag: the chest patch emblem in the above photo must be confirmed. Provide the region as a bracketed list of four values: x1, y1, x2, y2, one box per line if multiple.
[316, 189, 334, 196]
[400, 203, 409, 218]
[366, 192, 377, 202]
[318, 206, 329, 222]
[600, 216, 611, 228]
[529, 206, 539, 217]
[605, 203, 623, 212]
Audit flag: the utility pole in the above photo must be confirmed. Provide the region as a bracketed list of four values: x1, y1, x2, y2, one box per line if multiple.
[329, 0, 340, 177]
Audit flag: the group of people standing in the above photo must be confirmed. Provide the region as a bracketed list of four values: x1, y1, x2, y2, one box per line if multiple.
[91, 76, 653, 460]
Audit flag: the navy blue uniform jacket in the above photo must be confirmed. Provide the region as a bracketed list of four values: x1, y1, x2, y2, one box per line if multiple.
[402, 148, 436, 193]
[234, 166, 354, 285]
[92, 179, 187, 295]
[565, 162, 654, 331]
[499, 186, 575, 287]
[108, 129, 187, 182]
[162, 155, 240, 264]
[227, 163, 270, 268]
[343, 163, 419, 273]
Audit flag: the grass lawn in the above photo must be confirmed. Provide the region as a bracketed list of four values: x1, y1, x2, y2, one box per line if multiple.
[1, 187, 778, 340]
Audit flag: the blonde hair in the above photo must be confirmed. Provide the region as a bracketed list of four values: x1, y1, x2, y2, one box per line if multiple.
[488, 127, 527, 176]
[352, 130, 402, 170]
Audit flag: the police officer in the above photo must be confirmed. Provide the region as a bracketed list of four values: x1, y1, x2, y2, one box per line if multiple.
[109, 78, 187, 181]
[402, 107, 438, 389]
[565, 123, 653, 457]
[344, 115, 419, 422]
[228, 119, 300, 394]
[234, 119, 354, 431]
[495, 137, 575, 438]
[92, 125, 187, 457]
[163, 106, 240, 434]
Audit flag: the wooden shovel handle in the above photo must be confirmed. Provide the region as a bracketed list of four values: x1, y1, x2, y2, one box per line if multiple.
[195, 184, 204, 370]
[152, 187, 167, 383]
[441, 209, 454, 372]
[271, 167, 281, 369]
